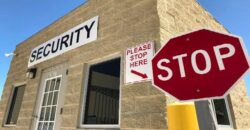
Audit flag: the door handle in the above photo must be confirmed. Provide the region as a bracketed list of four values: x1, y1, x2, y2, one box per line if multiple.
[60, 108, 63, 114]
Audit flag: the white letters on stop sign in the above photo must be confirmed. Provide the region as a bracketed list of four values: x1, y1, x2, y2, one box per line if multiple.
[173, 54, 187, 78]
[157, 59, 173, 81]
[191, 50, 211, 75]
[157, 43, 236, 81]
[214, 44, 236, 70]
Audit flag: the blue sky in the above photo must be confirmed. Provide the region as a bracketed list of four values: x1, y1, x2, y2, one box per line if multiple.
[0, 0, 249, 98]
[0, 0, 87, 98]
[197, 0, 250, 97]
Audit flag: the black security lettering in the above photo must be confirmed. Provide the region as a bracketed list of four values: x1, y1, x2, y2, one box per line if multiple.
[69, 32, 74, 46]
[60, 35, 69, 50]
[85, 21, 95, 38]
[43, 43, 51, 57]
[30, 50, 37, 63]
[52, 39, 60, 53]
[75, 27, 83, 43]
[37, 46, 44, 60]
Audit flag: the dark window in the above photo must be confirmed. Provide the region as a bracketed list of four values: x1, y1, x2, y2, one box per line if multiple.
[213, 98, 230, 125]
[83, 58, 120, 125]
[6, 85, 25, 125]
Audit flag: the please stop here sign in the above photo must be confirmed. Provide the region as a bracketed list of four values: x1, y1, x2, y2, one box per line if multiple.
[125, 41, 154, 84]
[152, 29, 250, 101]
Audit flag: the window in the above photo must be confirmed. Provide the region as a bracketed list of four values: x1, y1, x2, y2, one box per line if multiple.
[82, 58, 121, 127]
[212, 97, 233, 129]
[5, 85, 25, 125]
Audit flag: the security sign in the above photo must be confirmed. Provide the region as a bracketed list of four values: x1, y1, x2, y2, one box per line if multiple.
[125, 41, 155, 84]
[28, 16, 98, 67]
[152, 29, 250, 101]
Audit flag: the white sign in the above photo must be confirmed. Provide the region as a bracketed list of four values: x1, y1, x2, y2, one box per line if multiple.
[28, 16, 99, 67]
[125, 41, 155, 84]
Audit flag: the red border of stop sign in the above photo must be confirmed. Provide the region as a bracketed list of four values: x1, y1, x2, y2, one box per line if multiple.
[151, 29, 250, 101]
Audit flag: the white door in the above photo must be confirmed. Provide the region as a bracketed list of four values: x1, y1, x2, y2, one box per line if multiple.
[36, 76, 62, 130]
[32, 63, 68, 130]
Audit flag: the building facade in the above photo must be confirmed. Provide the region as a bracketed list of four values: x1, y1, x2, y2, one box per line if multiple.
[0, 0, 250, 130]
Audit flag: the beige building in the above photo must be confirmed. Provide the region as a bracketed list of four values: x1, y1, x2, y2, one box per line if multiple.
[0, 0, 250, 130]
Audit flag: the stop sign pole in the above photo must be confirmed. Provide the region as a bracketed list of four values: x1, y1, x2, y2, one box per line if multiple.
[152, 29, 250, 101]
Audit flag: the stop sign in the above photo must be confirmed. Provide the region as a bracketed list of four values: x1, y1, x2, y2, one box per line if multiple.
[152, 29, 250, 101]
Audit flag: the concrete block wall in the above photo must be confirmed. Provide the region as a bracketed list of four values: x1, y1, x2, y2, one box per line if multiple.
[230, 80, 250, 129]
[0, 0, 249, 130]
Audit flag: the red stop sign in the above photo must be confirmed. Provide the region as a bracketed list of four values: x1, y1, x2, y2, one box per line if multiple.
[152, 29, 250, 101]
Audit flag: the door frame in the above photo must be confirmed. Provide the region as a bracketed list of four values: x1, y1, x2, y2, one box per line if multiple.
[30, 63, 68, 130]
[34, 75, 62, 130]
